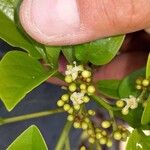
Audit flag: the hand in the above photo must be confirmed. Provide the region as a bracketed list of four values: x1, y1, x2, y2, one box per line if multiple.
[19, 0, 150, 84]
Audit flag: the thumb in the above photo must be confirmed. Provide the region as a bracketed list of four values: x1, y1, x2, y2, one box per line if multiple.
[19, 0, 150, 45]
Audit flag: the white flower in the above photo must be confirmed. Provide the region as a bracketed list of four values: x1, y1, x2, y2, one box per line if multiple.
[122, 95, 138, 112]
[70, 92, 85, 105]
[65, 61, 83, 80]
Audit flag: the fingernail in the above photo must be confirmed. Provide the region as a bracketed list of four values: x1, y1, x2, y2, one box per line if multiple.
[19, 0, 84, 45]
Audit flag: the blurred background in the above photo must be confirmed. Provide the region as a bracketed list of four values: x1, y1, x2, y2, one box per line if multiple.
[0, 30, 150, 150]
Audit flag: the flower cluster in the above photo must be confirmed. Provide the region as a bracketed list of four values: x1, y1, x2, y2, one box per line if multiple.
[135, 77, 150, 90]
[116, 95, 139, 115]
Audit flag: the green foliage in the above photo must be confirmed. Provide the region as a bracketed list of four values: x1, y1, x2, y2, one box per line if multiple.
[7, 125, 48, 150]
[141, 95, 150, 125]
[0, 0, 41, 58]
[0, 51, 56, 111]
[119, 68, 145, 98]
[126, 129, 150, 150]
[45, 46, 61, 69]
[97, 79, 121, 99]
[62, 46, 75, 64]
[74, 35, 125, 65]
[146, 53, 150, 78]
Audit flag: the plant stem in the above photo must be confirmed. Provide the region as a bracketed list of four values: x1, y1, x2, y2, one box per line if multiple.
[0, 108, 64, 125]
[138, 89, 147, 103]
[109, 110, 117, 131]
[91, 95, 114, 111]
[55, 120, 72, 150]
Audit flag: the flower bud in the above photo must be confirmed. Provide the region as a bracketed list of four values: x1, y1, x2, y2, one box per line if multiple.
[83, 96, 90, 103]
[63, 104, 71, 111]
[101, 120, 111, 129]
[87, 85, 96, 94]
[82, 70, 91, 78]
[88, 137, 95, 144]
[69, 83, 77, 92]
[99, 137, 107, 145]
[113, 131, 122, 140]
[61, 94, 69, 101]
[135, 85, 142, 90]
[86, 78, 91, 83]
[80, 146, 86, 150]
[57, 100, 64, 107]
[73, 122, 80, 128]
[96, 133, 102, 139]
[106, 139, 113, 147]
[65, 75, 73, 83]
[121, 108, 129, 115]
[142, 79, 150, 87]
[81, 122, 88, 130]
[67, 115, 74, 121]
[88, 110, 95, 116]
[74, 105, 80, 110]
[80, 84, 86, 90]
[116, 100, 125, 108]
[135, 78, 143, 85]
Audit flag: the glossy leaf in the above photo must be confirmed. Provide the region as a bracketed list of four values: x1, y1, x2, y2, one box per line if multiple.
[74, 35, 125, 65]
[97, 80, 121, 99]
[119, 68, 145, 98]
[62, 46, 75, 64]
[146, 53, 150, 78]
[0, 0, 41, 58]
[0, 51, 56, 111]
[7, 125, 48, 150]
[45, 46, 61, 69]
[141, 96, 150, 125]
[126, 129, 150, 150]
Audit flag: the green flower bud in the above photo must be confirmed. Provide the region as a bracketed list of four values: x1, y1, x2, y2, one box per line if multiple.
[113, 131, 122, 140]
[63, 104, 71, 111]
[88, 110, 96, 116]
[74, 105, 80, 110]
[135, 85, 142, 90]
[69, 83, 77, 92]
[101, 130, 107, 136]
[61, 94, 69, 101]
[99, 137, 107, 145]
[121, 108, 129, 115]
[87, 129, 94, 135]
[101, 120, 111, 129]
[57, 100, 64, 107]
[68, 108, 74, 114]
[142, 79, 150, 87]
[80, 146, 86, 150]
[106, 139, 113, 147]
[86, 78, 91, 83]
[135, 78, 143, 85]
[67, 115, 74, 121]
[121, 132, 128, 141]
[88, 137, 95, 144]
[73, 122, 80, 128]
[82, 70, 91, 78]
[65, 75, 73, 83]
[96, 132, 102, 139]
[81, 122, 88, 130]
[84, 117, 90, 123]
[80, 84, 86, 90]
[116, 100, 125, 108]
[83, 96, 90, 103]
[87, 85, 96, 94]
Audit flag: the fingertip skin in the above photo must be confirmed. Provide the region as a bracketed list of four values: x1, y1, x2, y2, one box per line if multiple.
[19, 0, 150, 45]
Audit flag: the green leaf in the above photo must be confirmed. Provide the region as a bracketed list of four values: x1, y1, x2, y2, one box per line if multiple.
[97, 80, 121, 99]
[0, 51, 56, 111]
[141, 95, 150, 125]
[62, 46, 75, 64]
[74, 35, 125, 65]
[0, 0, 41, 58]
[45, 46, 61, 69]
[119, 68, 145, 98]
[7, 125, 48, 150]
[114, 104, 144, 128]
[146, 53, 150, 78]
[126, 129, 150, 150]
